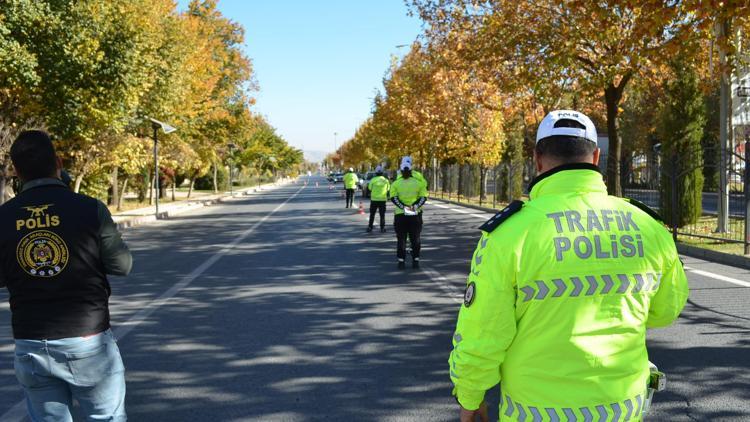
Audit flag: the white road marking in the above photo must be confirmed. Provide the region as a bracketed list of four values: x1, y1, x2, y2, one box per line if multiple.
[421, 265, 464, 303]
[0, 185, 305, 422]
[683, 266, 750, 288]
[429, 201, 491, 220]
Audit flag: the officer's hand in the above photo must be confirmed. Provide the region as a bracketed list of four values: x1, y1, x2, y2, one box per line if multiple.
[459, 401, 489, 422]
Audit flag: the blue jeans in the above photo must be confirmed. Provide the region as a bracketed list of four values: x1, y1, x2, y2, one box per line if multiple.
[13, 329, 126, 421]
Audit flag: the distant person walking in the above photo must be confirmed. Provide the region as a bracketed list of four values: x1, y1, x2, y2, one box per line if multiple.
[367, 166, 390, 233]
[390, 157, 427, 269]
[343, 168, 358, 208]
[0, 130, 133, 421]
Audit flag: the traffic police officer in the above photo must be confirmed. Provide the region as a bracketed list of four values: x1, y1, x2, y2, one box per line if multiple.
[450, 111, 689, 421]
[367, 165, 390, 233]
[390, 156, 428, 269]
[343, 167, 359, 209]
[0, 130, 133, 421]
[395, 155, 427, 190]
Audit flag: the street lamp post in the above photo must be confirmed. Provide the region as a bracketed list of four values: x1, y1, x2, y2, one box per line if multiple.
[334, 132, 338, 168]
[152, 124, 160, 216]
[147, 117, 177, 219]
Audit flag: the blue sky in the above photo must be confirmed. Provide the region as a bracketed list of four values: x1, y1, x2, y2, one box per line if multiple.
[178, 1, 423, 155]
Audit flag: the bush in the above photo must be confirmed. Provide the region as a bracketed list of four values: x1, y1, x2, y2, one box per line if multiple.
[194, 165, 228, 191]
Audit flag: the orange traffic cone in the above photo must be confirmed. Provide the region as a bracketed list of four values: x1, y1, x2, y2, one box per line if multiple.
[358, 201, 365, 215]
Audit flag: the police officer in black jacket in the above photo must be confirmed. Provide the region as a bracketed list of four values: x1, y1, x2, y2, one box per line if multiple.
[0, 130, 132, 421]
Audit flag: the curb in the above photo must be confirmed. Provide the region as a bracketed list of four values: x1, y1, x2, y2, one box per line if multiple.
[430, 196, 500, 214]
[114, 182, 286, 231]
[676, 243, 750, 270]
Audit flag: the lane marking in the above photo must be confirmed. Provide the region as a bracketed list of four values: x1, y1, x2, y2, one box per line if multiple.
[429, 201, 492, 220]
[683, 266, 750, 288]
[421, 265, 464, 303]
[0, 184, 305, 422]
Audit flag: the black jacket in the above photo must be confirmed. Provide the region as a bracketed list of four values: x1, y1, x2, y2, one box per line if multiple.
[0, 178, 132, 339]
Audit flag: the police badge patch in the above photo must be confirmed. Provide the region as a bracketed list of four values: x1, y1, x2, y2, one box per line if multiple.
[464, 282, 476, 307]
[16, 230, 69, 277]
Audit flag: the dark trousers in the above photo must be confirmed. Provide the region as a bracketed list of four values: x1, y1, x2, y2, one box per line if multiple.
[368, 201, 386, 228]
[394, 213, 422, 260]
[345, 189, 355, 208]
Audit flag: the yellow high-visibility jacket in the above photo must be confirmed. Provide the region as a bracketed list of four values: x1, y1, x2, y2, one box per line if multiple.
[389, 176, 427, 216]
[450, 165, 689, 421]
[368, 175, 390, 202]
[343, 172, 359, 190]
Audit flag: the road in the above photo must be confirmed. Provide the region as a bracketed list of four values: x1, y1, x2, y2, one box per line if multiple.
[0, 176, 748, 421]
[624, 189, 746, 218]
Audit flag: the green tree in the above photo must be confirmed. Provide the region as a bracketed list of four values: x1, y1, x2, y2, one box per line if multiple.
[659, 59, 706, 227]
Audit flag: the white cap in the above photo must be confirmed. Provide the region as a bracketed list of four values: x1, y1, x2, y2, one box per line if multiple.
[536, 110, 598, 145]
[348, 167, 354, 172]
[400, 156, 412, 171]
[375, 165, 383, 173]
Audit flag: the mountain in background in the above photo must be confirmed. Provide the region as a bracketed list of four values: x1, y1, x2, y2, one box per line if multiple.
[303, 150, 328, 164]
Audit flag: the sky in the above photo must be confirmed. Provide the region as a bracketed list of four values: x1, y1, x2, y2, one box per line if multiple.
[178, 0, 423, 157]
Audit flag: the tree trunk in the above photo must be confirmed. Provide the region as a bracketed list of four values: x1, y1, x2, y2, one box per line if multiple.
[187, 176, 195, 198]
[479, 167, 487, 200]
[110, 167, 119, 206]
[441, 164, 449, 193]
[73, 174, 84, 193]
[457, 165, 464, 199]
[159, 175, 166, 199]
[0, 160, 8, 205]
[605, 82, 625, 197]
[148, 173, 154, 205]
[212, 163, 218, 193]
[117, 176, 129, 211]
[171, 179, 176, 201]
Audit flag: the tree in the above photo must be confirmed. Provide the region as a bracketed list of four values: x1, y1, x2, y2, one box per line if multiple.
[412, 0, 705, 196]
[659, 58, 706, 227]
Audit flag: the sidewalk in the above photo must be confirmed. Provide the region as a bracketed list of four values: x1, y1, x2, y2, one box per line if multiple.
[112, 180, 291, 230]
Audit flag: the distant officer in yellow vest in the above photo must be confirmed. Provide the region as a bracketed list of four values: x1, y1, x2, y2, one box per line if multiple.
[343, 168, 359, 209]
[367, 165, 390, 233]
[450, 110, 689, 422]
[395, 155, 427, 190]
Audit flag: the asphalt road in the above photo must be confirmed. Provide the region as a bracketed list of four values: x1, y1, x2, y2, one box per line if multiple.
[0, 176, 748, 421]
[624, 189, 746, 218]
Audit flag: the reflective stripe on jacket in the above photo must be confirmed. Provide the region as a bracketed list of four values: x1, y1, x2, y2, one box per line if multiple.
[389, 177, 427, 215]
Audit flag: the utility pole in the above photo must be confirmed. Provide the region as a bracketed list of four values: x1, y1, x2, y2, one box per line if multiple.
[334, 132, 338, 168]
[717, 17, 731, 233]
[148, 117, 177, 219]
[152, 124, 160, 217]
